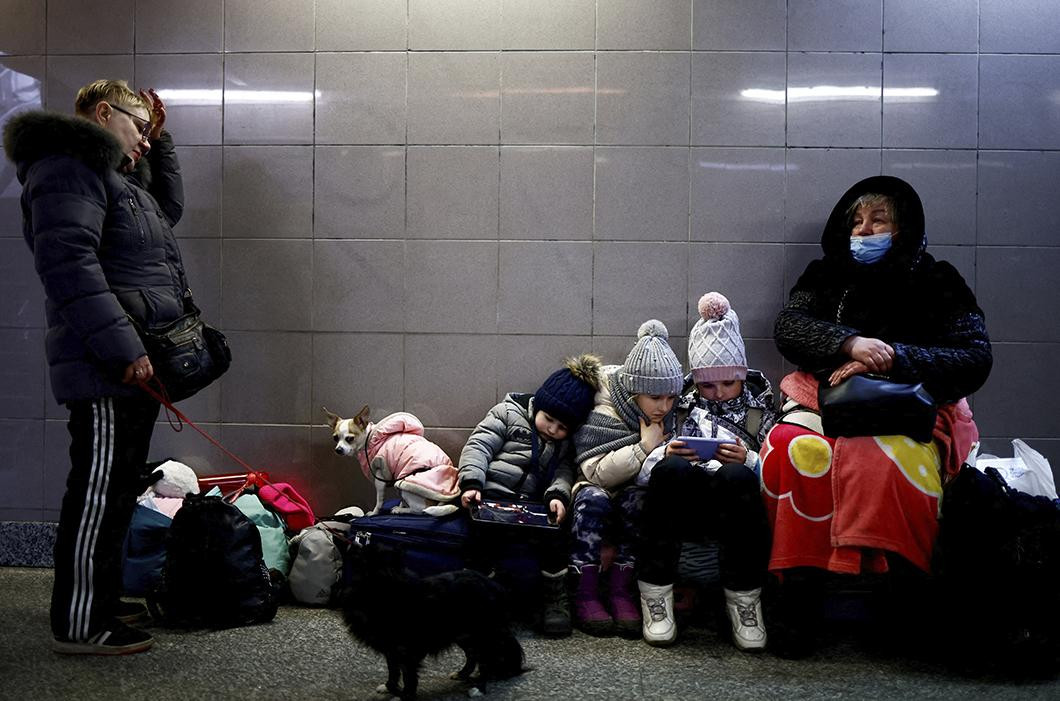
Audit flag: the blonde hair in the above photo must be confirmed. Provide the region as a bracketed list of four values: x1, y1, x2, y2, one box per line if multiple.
[74, 79, 148, 117]
[845, 193, 898, 230]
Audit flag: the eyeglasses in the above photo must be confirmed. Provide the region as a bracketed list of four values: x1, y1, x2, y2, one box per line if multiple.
[107, 102, 152, 140]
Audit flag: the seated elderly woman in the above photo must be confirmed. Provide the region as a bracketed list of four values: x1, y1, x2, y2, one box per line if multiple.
[762, 175, 992, 652]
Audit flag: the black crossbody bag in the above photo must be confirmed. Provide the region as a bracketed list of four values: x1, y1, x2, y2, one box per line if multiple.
[131, 294, 231, 402]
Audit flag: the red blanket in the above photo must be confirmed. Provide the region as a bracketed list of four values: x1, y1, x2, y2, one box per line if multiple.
[761, 372, 978, 574]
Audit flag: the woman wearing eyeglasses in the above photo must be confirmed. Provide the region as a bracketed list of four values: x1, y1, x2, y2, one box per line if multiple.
[3, 79, 195, 655]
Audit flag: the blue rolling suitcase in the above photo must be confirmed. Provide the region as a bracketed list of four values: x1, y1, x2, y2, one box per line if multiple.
[348, 508, 471, 577]
[344, 504, 541, 600]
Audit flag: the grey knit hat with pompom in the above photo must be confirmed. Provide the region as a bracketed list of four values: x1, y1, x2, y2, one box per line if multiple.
[617, 320, 684, 396]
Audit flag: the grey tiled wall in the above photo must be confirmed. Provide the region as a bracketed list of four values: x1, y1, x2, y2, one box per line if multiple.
[2, 0, 1059, 518]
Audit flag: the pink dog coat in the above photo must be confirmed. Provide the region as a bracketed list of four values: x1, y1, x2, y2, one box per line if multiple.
[356, 413, 460, 502]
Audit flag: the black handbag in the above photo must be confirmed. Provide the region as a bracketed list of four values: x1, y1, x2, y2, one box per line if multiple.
[133, 300, 231, 402]
[817, 374, 936, 443]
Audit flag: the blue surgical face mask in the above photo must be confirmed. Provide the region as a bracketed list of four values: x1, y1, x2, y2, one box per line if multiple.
[849, 232, 893, 264]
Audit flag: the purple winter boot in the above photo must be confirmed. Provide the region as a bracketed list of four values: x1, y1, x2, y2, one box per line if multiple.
[573, 564, 614, 637]
[606, 563, 642, 639]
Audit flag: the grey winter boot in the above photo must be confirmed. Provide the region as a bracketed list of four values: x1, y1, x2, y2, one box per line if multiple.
[540, 570, 572, 637]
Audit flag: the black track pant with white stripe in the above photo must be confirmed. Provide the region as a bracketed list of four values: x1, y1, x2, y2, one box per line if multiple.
[51, 396, 160, 641]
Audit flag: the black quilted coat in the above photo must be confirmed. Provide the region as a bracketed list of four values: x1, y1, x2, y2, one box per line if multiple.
[3, 112, 189, 403]
[774, 175, 992, 404]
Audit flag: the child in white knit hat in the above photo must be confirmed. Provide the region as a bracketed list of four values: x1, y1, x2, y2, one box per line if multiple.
[674, 291, 777, 472]
[636, 292, 776, 653]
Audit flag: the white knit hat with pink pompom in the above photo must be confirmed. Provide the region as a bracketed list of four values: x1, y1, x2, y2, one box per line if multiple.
[688, 292, 747, 383]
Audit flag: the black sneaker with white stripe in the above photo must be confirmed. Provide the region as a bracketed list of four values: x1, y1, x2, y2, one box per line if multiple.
[51, 621, 154, 656]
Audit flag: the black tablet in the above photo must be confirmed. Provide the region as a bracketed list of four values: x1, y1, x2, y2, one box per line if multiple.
[470, 500, 558, 529]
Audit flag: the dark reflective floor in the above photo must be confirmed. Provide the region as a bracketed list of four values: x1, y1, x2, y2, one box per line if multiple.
[0, 567, 1053, 701]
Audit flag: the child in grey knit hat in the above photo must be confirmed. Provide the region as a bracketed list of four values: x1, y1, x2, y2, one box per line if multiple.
[568, 320, 684, 639]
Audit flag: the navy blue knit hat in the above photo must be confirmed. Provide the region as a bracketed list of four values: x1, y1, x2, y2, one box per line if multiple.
[533, 354, 603, 429]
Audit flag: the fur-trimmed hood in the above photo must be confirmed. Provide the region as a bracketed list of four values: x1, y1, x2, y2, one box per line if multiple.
[3, 111, 126, 179]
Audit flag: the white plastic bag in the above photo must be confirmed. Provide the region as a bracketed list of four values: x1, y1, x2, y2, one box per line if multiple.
[974, 439, 1057, 500]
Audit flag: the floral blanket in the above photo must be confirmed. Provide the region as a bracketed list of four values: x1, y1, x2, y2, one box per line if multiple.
[761, 372, 978, 574]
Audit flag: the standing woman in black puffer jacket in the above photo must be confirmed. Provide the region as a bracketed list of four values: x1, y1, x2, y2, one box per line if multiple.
[762, 175, 992, 656]
[4, 79, 194, 655]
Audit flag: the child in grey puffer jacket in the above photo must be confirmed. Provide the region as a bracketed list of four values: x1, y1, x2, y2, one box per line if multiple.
[459, 354, 601, 637]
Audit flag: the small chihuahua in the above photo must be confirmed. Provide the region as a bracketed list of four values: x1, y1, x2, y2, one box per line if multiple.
[325, 406, 460, 517]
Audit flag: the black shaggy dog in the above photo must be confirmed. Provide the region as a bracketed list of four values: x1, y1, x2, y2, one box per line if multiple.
[342, 544, 525, 699]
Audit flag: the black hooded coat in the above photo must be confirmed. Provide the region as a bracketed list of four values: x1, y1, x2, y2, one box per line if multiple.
[773, 175, 992, 404]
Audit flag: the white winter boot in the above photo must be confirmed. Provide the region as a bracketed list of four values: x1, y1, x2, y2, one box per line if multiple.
[638, 581, 676, 646]
[724, 587, 766, 651]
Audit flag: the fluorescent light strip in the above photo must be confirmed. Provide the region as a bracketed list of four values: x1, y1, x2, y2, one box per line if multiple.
[741, 86, 939, 103]
[155, 89, 319, 105]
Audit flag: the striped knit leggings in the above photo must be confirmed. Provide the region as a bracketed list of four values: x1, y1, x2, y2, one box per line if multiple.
[51, 396, 159, 641]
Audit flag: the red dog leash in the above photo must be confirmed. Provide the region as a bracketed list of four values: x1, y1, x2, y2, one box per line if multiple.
[138, 377, 269, 499]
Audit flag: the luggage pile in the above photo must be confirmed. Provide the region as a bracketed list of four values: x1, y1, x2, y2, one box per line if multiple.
[123, 462, 317, 628]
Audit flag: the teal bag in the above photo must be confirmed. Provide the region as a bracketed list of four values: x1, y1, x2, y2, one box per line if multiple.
[234, 493, 291, 575]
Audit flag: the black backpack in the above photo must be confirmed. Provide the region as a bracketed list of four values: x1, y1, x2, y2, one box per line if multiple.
[148, 494, 279, 628]
[936, 466, 1059, 677]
